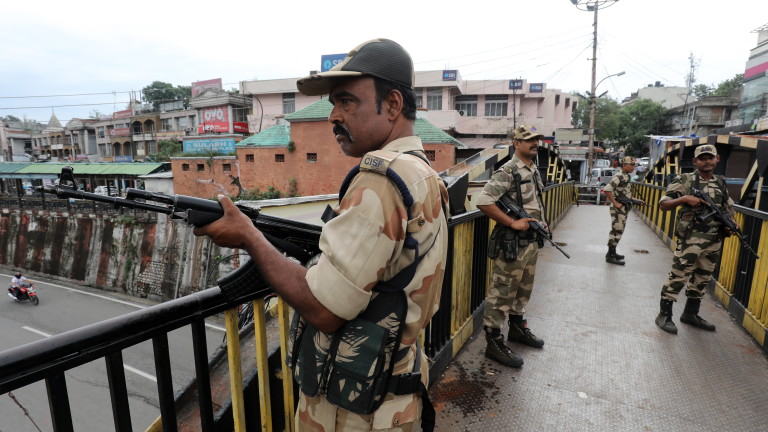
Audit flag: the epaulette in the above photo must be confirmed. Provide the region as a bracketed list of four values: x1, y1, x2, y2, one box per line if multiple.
[359, 150, 402, 175]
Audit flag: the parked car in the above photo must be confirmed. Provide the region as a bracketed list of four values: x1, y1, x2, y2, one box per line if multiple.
[590, 168, 620, 188]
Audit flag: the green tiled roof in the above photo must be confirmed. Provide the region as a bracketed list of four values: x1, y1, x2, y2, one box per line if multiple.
[285, 98, 332, 121]
[284, 99, 467, 148]
[0, 162, 32, 174]
[238, 125, 291, 146]
[14, 163, 167, 176]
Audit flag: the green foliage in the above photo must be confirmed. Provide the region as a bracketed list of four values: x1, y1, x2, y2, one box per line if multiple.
[288, 178, 299, 197]
[571, 94, 622, 141]
[615, 99, 668, 156]
[142, 81, 192, 111]
[240, 186, 281, 200]
[691, 74, 743, 100]
[2, 115, 21, 122]
[692, 84, 712, 100]
[149, 139, 183, 162]
[287, 141, 296, 152]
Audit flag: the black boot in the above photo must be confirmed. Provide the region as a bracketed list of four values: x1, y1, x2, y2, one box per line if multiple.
[507, 315, 544, 348]
[655, 299, 678, 334]
[606, 246, 625, 265]
[680, 298, 716, 331]
[613, 249, 625, 260]
[485, 327, 523, 368]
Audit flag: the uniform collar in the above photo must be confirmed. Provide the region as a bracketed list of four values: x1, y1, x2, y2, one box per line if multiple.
[511, 154, 534, 171]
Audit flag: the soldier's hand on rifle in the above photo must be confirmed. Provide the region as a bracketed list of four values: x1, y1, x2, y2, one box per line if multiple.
[193, 195, 261, 249]
[683, 195, 706, 207]
[510, 218, 535, 231]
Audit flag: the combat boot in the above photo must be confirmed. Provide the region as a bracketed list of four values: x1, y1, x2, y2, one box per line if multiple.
[485, 327, 523, 368]
[655, 299, 678, 334]
[606, 246, 625, 265]
[613, 249, 625, 260]
[679, 298, 716, 331]
[507, 315, 545, 348]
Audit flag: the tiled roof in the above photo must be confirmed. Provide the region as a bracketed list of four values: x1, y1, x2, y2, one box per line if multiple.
[238, 125, 291, 147]
[0, 162, 32, 174]
[285, 99, 332, 122]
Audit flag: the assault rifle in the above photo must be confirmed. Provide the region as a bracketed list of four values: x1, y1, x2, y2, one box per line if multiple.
[38, 166, 322, 302]
[615, 196, 647, 208]
[496, 195, 571, 259]
[691, 187, 760, 260]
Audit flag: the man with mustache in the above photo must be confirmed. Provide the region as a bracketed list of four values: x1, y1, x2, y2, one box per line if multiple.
[475, 125, 548, 368]
[655, 144, 736, 334]
[195, 38, 448, 431]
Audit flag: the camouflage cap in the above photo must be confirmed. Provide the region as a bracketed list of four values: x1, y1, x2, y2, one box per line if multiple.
[620, 156, 635, 165]
[510, 125, 544, 141]
[296, 39, 414, 96]
[694, 145, 717, 158]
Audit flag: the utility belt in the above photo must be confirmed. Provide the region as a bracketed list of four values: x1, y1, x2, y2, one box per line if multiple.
[488, 225, 541, 261]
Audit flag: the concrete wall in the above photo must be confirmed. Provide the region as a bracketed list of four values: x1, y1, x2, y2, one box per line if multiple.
[0, 208, 230, 300]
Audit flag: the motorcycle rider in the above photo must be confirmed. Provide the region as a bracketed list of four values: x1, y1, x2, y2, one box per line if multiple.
[10, 271, 33, 301]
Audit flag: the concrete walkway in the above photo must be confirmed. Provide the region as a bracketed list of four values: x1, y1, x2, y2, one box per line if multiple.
[429, 205, 768, 432]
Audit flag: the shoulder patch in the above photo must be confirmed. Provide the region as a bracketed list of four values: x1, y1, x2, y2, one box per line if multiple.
[360, 150, 400, 175]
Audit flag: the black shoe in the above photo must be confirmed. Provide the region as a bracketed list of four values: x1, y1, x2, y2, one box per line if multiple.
[680, 313, 716, 331]
[485, 331, 524, 368]
[655, 313, 678, 334]
[606, 246, 625, 265]
[507, 319, 545, 348]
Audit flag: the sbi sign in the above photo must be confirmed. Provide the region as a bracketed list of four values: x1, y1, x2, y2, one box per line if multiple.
[321, 54, 348, 72]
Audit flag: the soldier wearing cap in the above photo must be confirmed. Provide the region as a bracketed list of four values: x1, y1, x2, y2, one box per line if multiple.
[655, 144, 737, 334]
[195, 39, 448, 431]
[475, 125, 548, 368]
[603, 156, 644, 265]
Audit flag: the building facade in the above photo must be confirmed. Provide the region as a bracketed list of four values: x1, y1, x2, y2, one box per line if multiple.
[239, 69, 575, 149]
[740, 23, 768, 127]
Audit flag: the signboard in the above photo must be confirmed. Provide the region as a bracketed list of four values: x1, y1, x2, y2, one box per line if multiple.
[233, 122, 249, 133]
[321, 54, 347, 72]
[183, 137, 236, 154]
[509, 79, 523, 90]
[529, 83, 544, 93]
[198, 105, 229, 133]
[442, 70, 458, 81]
[110, 127, 131, 137]
[115, 155, 134, 162]
[113, 109, 133, 119]
[192, 78, 222, 97]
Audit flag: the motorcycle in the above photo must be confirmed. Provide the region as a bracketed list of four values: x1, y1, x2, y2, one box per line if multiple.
[7, 282, 39, 305]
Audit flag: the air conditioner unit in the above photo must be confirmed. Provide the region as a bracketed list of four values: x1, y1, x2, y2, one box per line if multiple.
[185, 128, 193, 132]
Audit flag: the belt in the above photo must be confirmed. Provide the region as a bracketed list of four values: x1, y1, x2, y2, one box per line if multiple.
[691, 222, 720, 233]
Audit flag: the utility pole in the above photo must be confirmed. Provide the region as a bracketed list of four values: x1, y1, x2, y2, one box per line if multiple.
[684, 53, 699, 136]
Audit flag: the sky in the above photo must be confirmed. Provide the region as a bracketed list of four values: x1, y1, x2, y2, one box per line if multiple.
[1, 0, 765, 125]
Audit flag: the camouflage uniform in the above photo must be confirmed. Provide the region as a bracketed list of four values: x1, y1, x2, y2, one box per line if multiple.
[297, 136, 449, 431]
[475, 155, 545, 329]
[659, 171, 735, 301]
[604, 171, 632, 248]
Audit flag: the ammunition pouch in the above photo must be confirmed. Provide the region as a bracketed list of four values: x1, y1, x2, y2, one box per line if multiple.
[288, 290, 409, 414]
[488, 225, 519, 261]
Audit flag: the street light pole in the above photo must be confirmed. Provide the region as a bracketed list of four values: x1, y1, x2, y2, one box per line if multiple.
[570, 0, 619, 181]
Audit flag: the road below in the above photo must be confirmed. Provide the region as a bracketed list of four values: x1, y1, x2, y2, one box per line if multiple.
[0, 270, 227, 432]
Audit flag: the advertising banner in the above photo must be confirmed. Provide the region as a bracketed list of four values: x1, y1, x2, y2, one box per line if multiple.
[198, 105, 229, 133]
[192, 78, 223, 97]
[183, 137, 236, 154]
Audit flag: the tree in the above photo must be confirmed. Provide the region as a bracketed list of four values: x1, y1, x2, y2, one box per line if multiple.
[1, 115, 21, 123]
[142, 81, 192, 111]
[711, 74, 743, 97]
[571, 94, 622, 143]
[148, 139, 183, 162]
[692, 84, 711, 100]
[89, 109, 104, 120]
[614, 99, 667, 156]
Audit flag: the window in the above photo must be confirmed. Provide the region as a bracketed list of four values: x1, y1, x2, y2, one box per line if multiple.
[246, 154, 254, 162]
[425, 150, 436, 162]
[223, 163, 231, 172]
[485, 95, 508, 117]
[283, 93, 296, 114]
[455, 95, 477, 116]
[427, 88, 442, 110]
[275, 154, 285, 162]
[415, 92, 423, 108]
[197, 164, 205, 171]
[161, 118, 174, 131]
[182, 164, 190, 171]
[97, 127, 106, 138]
[178, 117, 189, 129]
[307, 153, 317, 162]
[233, 107, 249, 122]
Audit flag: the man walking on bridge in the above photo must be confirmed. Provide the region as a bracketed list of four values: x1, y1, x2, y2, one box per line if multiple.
[476, 125, 548, 368]
[655, 145, 736, 334]
[603, 156, 644, 265]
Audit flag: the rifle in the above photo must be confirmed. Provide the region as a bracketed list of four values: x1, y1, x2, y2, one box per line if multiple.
[496, 195, 570, 259]
[691, 187, 760, 259]
[38, 166, 322, 302]
[615, 196, 647, 208]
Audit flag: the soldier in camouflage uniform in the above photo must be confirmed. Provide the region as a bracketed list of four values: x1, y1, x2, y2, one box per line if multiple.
[475, 125, 548, 368]
[603, 156, 644, 265]
[195, 39, 448, 431]
[655, 144, 736, 334]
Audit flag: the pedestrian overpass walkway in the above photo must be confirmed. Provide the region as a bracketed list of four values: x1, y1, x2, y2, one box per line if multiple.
[430, 205, 768, 432]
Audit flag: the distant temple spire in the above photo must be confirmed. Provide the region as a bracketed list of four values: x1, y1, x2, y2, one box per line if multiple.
[47, 111, 62, 129]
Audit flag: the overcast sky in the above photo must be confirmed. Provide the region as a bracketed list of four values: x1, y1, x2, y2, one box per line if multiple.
[1, 0, 765, 125]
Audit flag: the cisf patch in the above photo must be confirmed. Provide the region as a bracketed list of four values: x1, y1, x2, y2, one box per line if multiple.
[360, 150, 400, 175]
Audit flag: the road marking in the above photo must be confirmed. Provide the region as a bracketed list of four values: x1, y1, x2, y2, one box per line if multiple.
[23, 326, 157, 382]
[3, 272, 225, 332]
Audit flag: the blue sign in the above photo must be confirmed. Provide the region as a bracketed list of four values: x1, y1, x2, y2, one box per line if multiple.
[321, 53, 348, 72]
[114, 156, 133, 162]
[183, 138, 236, 154]
[529, 83, 544, 93]
[509, 80, 523, 90]
[442, 70, 458, 81]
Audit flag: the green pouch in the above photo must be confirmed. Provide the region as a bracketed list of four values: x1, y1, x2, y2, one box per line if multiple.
[289, 313, 333, 397]
[488, 224, 502, 259]
[675, 219, 691, 239]
[325, 319, 390, 414]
